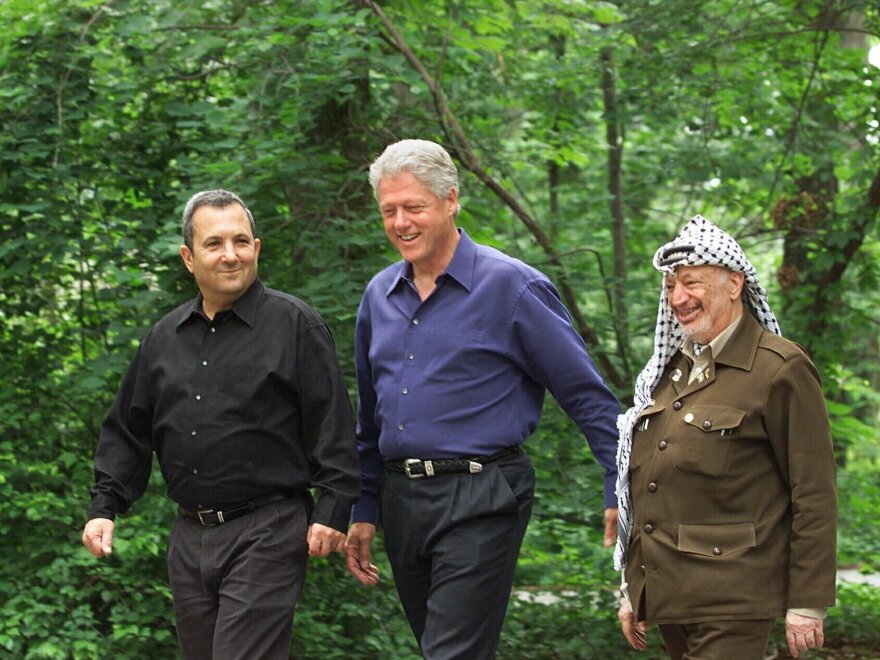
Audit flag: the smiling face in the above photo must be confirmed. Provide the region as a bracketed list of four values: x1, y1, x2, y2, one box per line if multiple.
[376, 171, 459, 279]
[666, 264, 744, 344]
[179, 203, 261, 318]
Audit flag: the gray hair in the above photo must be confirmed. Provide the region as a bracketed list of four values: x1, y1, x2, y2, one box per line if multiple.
[368, 139, 461, 216]
[181, 189, 255, 250]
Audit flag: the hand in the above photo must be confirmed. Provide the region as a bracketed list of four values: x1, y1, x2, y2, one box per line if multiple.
[603, 507, 619, 548]
[785, 611, 824, 658]
[307, 523, 346, 557]
[618, 599, 648, 651]
[82, 518, 115, 558]
[345, 522, 380, 586]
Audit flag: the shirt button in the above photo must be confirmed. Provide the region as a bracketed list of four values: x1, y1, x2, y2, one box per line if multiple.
[644, 524, 654, 534]
[412, 318, 420, 325]
[673, 401, 682, 410]
[191, 430, 197, 436]
[402, 388, 409, 395]
[703, 420, 712, 430]
[684, 412, 694, 423]
[407, 353, 414, 360]
[202, 360, 208, 366]
[647, 482, 657, 492]
[195, 394, 201, 401]
[658, 440, 668, 450]
[398, 423, 405, 431]
[210, 327, 216, 333]
[713, 547, 722, 556]
[192, 468, 198, 475]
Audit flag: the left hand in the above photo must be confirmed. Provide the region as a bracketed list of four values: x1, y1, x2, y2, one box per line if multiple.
[307, 523, 346, 557]
[785, 611, 824, 658]
[618, 598, 648, 651]
[603, 507, 619, 548]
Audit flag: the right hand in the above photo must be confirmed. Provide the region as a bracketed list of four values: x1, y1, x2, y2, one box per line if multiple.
[82, 518, 115, 558]
[618, 599, 648, 651]
[344, 522, 380, 586]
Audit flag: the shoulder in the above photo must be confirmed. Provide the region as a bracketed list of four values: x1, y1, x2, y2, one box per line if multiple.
[757, 331, 810, 362]
[365, 261, 403, 291]
[359, 262, 406, 310]
[148, 296, 198, 335]
[260, 285, 327, 326]
[473, 241, 550, 288]
[756, 330, 821, 382]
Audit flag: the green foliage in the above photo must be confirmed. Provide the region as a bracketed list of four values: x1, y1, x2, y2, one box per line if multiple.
[1, 0, 879, 656]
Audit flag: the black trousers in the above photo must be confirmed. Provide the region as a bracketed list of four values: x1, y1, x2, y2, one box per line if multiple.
[658, 618, 774, 660]
[166, 496, 309, 660]
[381, 448, 535, 660]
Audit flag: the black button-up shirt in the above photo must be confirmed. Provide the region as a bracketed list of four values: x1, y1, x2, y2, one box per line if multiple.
[88, 279, 360, 531]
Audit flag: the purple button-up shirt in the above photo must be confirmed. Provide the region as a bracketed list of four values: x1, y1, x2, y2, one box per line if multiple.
[352, 230, 620, 523]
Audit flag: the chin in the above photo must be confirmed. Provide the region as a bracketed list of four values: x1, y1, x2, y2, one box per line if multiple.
[680, 323, 712, 344]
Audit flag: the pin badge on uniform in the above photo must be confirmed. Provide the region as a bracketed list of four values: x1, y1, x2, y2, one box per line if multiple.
[671, 368, 682, 382]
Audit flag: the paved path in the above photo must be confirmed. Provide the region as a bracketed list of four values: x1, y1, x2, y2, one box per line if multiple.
[837, 569, 880, 587]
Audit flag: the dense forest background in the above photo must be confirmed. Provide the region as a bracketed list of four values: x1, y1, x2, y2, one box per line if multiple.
[2, 1, 879, 658]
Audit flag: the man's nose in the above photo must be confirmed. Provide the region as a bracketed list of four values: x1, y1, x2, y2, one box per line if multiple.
[392, 208, 408, 227]
[669, 281, 687, 305]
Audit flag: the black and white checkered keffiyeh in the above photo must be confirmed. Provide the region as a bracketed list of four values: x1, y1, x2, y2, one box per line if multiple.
[613, 214, 781, 573]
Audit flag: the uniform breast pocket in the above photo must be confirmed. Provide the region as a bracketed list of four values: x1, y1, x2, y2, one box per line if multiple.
[672, 405, 745, 478]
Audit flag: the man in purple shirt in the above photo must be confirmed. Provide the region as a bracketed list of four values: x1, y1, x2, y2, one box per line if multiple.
[345, 139, 621, 659]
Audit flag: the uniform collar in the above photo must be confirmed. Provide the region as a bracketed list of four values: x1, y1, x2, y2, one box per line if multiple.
[712, 312, 763, 371]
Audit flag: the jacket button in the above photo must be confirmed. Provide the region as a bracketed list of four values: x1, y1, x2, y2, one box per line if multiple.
[703, 420, 712, 430]
[641, 564, 646, 572]
[713, 547, 722, 556]
[647, 482, 657, 492]
[673, 401, 682, 410]
[684, 413, 694, 423]
[644, 524, 654, 534]
[658, 440, 668, 450]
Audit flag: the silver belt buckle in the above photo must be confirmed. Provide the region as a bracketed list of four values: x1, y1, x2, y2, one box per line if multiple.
[196, 508, 225, 525]
[404, 458, 434, 479]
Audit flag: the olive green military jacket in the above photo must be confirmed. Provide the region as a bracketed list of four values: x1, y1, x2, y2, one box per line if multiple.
[625, 313, 837, 624]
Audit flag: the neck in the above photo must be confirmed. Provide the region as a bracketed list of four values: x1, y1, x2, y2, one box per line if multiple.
[411, 231, 460, 301]
[200, 294, 237, 320]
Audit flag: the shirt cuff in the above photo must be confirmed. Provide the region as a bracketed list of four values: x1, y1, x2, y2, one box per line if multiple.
[311, 493, 356, 533]
[603, 474, 618, 509]
[87, 494, 120, 521]
[788, 607, 827, 620]
[351, 493, 379, 526]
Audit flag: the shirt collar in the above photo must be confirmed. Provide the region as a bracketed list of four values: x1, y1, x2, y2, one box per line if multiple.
[177, 278, 263, 329]
[384, 228, 476, 297]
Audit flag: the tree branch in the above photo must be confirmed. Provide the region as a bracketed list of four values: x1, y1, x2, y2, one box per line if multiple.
[354, 0, 625, 388]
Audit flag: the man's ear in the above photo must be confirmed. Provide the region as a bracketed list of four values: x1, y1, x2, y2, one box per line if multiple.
[180, 245, 194, 274]
[729, 271, 745, 300]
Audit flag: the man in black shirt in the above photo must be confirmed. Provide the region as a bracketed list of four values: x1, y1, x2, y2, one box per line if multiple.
[82, 189, 360, 659]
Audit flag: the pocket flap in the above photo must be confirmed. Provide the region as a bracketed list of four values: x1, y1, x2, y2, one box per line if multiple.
[683, 405, 745, 433]
[636, 404, 666, 423]
[678, 522, 756, 557]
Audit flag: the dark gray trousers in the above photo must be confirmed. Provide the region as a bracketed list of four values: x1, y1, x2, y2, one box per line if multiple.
[166, 496, 309, 660]
[381, 448, 535, 660]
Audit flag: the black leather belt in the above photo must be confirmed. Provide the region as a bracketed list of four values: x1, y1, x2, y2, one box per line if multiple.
[179, 493, 290, 527]
[386, 446, 519, 480]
